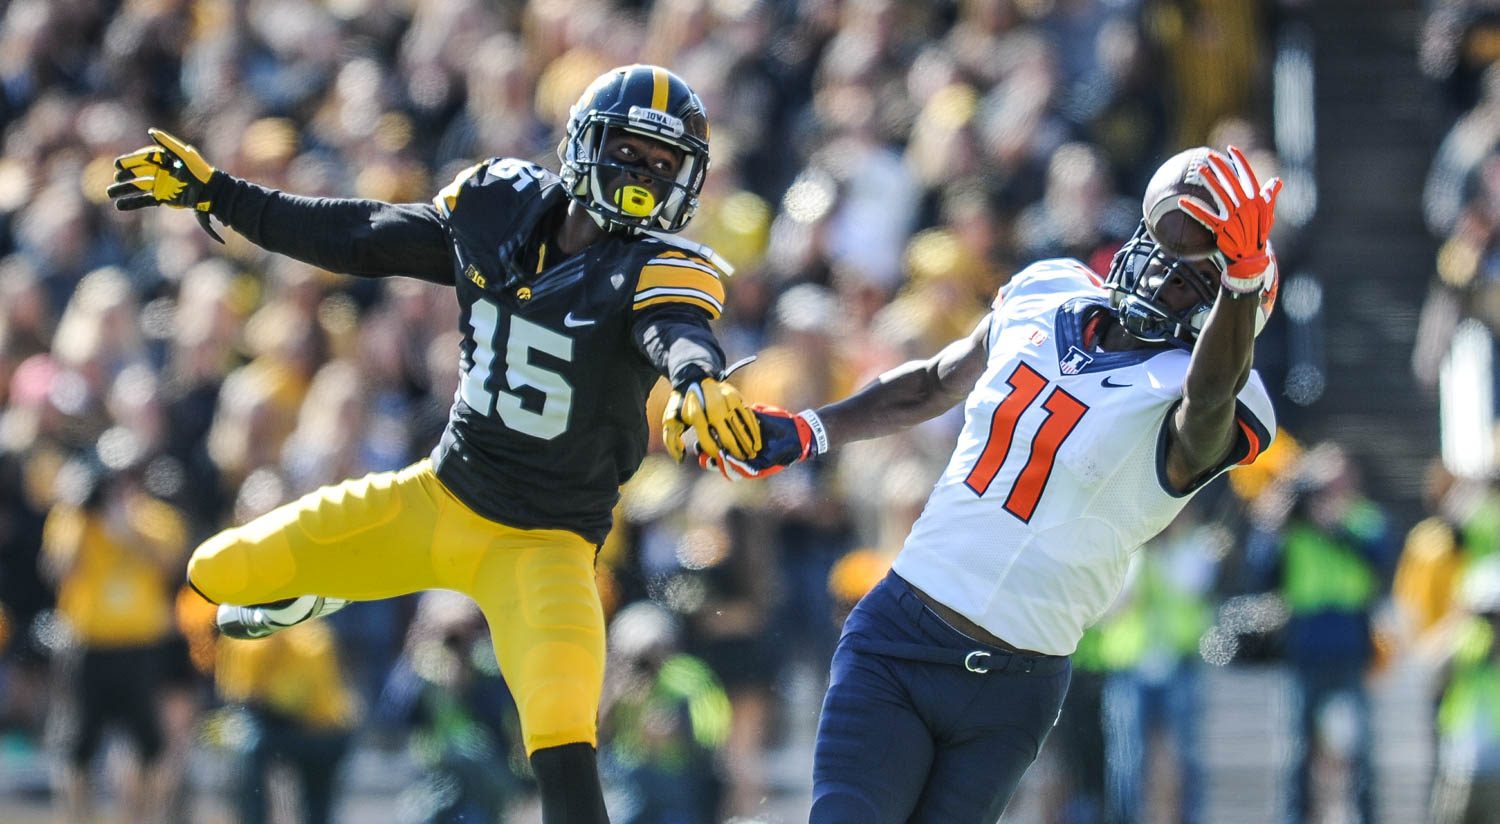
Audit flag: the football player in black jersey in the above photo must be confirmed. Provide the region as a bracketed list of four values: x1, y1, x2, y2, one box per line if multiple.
[107, 64, 759, 824]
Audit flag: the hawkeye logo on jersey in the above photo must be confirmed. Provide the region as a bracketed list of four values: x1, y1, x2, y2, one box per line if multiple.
[464, 264, 486, 289]
[1060, 346, 1094, 375]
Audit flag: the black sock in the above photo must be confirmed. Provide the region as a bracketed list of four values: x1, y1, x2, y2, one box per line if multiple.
[529, 742, 609, 824]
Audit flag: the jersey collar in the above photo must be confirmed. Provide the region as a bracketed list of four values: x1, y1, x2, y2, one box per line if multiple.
[1053, 297, 1165, 374]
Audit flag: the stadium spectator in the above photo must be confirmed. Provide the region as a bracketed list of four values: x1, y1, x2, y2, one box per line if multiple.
[40, 452, 189, 824]
[1428, 554, 1500, 824]
[376, 590, 525, 824]
[669, 480, 782, 817]
[1419, 0, 1500, 113]
[1013, 141, 1138, 274]
[1100, 506, 1219, 824]
[0, 352, 58, 753]
[214, 621, 359, 824]
[601, 599, 731, 824]
[1246, 441, 1399, 824]
[0, 257, 54, 363]
[1393, 463, 1500, 652]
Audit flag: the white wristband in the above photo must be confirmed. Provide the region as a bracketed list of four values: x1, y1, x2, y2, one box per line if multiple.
[1221, 257, 1269, 295]
[1221, 271, 1265, 295]
[797, 409, 829, 456]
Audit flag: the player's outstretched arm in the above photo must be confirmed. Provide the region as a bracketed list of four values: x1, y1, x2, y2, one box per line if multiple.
[704, 315, 990, 480]
[820, 315, 991, 442]
[108, 129, 454, 284]
[1166, 146, 1281, 492]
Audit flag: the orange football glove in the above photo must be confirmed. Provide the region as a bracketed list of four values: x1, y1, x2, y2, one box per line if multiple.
[1177, 145, 1282, 294]
[698, 403, 824, 481]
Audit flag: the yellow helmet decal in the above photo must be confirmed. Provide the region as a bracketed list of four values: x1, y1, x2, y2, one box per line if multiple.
[651, 66, 669, 111]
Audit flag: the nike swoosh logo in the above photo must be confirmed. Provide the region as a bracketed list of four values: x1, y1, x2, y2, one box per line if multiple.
[563, 312, 595, 328]
[1101, 376, 1132, 388]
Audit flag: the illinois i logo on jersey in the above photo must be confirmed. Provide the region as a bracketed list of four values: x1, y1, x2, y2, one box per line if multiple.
[1060, 346, 1094, 375]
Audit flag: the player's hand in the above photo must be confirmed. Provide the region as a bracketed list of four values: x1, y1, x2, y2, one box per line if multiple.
[108, 128, 224, 242]
[1177, 145, 1282, 294]
[698, 403, 822, 481]
[663, 378, 762, 464]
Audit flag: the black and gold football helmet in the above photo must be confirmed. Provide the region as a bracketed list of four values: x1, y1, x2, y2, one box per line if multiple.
[558, 64, 710, 234]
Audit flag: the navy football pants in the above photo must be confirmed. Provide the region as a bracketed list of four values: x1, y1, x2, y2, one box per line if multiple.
[811, 572, 1071, 824]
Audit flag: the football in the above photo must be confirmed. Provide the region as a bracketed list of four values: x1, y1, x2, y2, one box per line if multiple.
[1142, 147, 1220, 260]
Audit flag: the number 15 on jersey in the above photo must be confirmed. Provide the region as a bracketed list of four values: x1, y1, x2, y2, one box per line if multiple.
[964, 362, 1089, 523]
[461, 299, 575, 440]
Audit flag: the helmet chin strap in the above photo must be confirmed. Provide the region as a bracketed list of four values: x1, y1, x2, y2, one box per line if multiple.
[1115, 298, 1190, 349]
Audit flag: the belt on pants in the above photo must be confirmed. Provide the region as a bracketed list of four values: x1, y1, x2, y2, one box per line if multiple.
[847, 637, 1068, 676]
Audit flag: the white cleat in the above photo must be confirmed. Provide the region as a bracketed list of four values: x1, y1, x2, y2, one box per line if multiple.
[215, 595, 350, 640]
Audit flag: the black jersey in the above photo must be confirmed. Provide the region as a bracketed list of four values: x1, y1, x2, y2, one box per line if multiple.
[429, 159, 728, 542]
[204, 158, 728, 544]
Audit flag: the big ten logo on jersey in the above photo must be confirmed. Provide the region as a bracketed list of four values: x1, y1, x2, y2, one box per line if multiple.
[1059, 346, 1094, 375]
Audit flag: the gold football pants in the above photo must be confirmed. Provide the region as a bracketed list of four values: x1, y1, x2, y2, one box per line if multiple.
[187, 459, 605, 754]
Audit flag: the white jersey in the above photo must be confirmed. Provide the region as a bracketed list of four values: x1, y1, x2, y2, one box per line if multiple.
[890, 258, 1275, 656]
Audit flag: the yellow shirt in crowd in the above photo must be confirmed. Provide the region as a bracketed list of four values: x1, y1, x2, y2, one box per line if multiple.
[42, 499, 185, 648]
[215, 621, 359, 731]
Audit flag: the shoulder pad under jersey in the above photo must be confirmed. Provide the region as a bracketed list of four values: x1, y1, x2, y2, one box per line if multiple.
[993, 258, 1106, 312]
[432, 158, 562, 219]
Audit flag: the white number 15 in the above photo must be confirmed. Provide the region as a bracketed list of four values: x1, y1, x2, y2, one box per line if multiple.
[460, 298, 574, 439]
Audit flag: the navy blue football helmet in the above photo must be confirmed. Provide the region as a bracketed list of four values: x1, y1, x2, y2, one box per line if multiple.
[1105, 221, 1278, 349]
[558, 64, 710, 234]
[1104, 222, 1222, 349]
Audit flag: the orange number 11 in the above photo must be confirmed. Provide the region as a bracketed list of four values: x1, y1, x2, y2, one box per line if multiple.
[964, 362, 1089, 522]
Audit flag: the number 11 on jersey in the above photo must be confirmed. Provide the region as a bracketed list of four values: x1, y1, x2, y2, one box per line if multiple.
[964, 362, 1089, 522]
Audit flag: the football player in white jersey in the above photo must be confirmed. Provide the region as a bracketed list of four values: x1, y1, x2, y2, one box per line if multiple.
[706, 146, 1282, 823]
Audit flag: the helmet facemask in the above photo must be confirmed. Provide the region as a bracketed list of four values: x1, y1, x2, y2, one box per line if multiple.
[1105, 222, 1224, 349]
[560, 106, 709, 234]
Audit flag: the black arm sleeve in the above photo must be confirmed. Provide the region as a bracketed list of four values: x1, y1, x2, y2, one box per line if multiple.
[631, 303, 727, 389]
[204, 173, 455, 285]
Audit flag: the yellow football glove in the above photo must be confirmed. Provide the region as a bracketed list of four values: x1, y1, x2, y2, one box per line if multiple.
[107, 128, 223, 242]
[663, 378, 762, 464]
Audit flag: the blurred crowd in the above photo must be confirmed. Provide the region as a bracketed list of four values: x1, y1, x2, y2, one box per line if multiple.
[1409, 3, 1500, 824]
[2, 1, 1494, 823]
